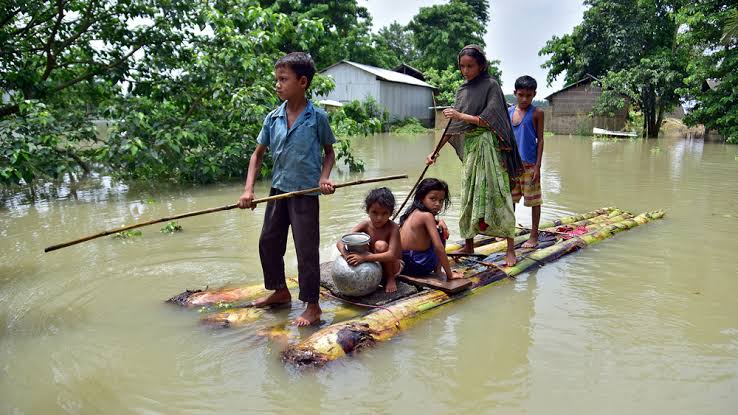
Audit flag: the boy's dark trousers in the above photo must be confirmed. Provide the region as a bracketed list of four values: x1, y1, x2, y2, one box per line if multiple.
[259, 188, 320, 303]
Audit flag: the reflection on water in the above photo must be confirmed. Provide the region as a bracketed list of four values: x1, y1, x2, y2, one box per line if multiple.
[1, 133, 738, 414]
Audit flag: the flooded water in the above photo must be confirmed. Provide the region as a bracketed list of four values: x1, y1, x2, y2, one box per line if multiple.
[1, 133, 737, 414]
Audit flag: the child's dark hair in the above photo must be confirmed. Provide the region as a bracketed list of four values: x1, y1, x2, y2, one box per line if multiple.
[365, 187, 395, 213]
[275, 52, 316, 87]
[514, 75, 537, 91]
[457, 45, 489, 74]
[399, 178, 451, 226]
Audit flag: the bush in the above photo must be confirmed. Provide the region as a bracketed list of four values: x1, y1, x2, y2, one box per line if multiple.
[390, 118, 429, 134]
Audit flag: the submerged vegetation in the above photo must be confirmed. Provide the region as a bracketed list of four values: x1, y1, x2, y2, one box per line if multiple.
[160, 221, 183, 234]
[112, 230, 143, 239]
[390, 118, 430, 135]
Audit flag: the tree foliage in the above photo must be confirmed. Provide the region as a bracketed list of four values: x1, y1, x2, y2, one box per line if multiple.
[0, 0, 368, 188]
[540, 0, 737, 141]
[540, 0, 689, 138]
[408, 1, 486, 72]
[376, 22, 418, 66]
[259, 0, 399, 69]
[678, 2, 738, 143]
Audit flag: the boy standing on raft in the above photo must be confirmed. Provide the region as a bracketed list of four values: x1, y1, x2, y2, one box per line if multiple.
[509, 75, 545, 248]
[237, 52, 336, 326]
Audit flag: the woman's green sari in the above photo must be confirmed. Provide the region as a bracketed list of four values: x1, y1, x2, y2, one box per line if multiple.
[459, 128, 516, 239]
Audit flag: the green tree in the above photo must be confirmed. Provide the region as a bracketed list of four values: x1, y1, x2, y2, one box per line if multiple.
[540, 0, 689, 137]
[678, 3, 737, 142]
[408, 1, 486, 71]
[376, 22, 418, 66]
[259, 0, 397, 69]
[453, 0, 490, 25]
[1, 0, 199, 186]
[723, 9, 738, 45]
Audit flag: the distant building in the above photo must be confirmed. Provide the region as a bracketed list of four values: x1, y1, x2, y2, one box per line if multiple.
[317, 60, 437, 125]
[544, 74, 628, 135]
[392, 63, 426, 81]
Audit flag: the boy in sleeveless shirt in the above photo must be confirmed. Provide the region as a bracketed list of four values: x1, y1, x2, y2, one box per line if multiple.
[509, 75, 545, 248]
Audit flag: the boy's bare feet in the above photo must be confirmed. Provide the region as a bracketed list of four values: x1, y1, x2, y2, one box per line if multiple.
[384, 275, 398, 293]
[251, 288, 292, 307]
[292, 303, 322, 326]
[521, 236, 538, 248]
[505, 250, 518, 267]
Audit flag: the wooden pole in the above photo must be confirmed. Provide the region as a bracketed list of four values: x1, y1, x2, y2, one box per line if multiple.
[44, 174, 408, 253]
[392, 119, 453, 221]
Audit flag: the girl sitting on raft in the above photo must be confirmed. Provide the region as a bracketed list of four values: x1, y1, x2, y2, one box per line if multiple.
[399, 178, 463, 280]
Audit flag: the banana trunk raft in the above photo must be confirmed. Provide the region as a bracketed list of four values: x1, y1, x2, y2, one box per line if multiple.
[167, 207, 618, 309]
[165, 208, 664, 367]
[166, 208, 627, 328]
[281, 210, 664, 367]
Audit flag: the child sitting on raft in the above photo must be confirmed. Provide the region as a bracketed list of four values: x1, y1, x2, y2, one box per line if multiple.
[337, 187, 403, 293]
[398, 178, 463, 280]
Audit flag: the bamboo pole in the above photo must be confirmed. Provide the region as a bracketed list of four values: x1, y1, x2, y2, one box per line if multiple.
[282, 210, 664, 367]
[44, 174, 408, 253]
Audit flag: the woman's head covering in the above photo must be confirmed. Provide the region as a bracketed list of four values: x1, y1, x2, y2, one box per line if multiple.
[457, 44, 489, 74]
[444, 45, 524, 179]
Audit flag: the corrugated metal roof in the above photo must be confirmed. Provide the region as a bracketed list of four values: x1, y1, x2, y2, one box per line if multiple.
[544, 74, 600, 100]
[322, 60, 437, 89]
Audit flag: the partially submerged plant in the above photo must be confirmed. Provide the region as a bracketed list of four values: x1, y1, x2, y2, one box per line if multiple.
[112, 229, 143, 239]
[160, 221, 183, 233]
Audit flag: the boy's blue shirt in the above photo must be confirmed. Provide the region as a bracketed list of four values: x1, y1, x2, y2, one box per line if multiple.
[508, 104, 539, 164]
[257, 100, 336, 193]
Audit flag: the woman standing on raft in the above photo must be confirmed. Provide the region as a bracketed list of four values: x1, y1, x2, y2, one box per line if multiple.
[426, 45, 524, 266]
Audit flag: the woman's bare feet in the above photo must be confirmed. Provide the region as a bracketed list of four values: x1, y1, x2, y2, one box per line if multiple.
[292, 303, 322, 326]
[452, 238, 475, 254]
[251, 288, 291, 307]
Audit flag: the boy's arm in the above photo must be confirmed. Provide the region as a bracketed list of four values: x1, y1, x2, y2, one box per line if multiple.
[238, 144, 267, 209]
[533, 108, 545, 181]
[319, 144, 335, 194]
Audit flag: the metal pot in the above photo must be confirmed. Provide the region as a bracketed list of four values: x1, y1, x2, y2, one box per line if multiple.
[341, 232, 371, 254]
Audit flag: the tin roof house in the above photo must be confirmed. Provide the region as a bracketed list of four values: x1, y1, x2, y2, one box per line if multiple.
[317, 60, 437, 126]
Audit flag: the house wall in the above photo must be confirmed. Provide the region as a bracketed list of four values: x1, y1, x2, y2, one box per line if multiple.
[379, 81, 433, 124]
[318, 63, 380, 103]
[318, 62, 434, 125]
[546, 83, 628, 134]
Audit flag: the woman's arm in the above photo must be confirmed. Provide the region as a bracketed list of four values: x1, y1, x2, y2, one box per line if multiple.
[443, 108, 488, 127]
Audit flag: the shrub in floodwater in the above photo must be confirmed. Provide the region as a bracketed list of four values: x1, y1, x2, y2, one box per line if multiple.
[160, 221, 183, 233]
[112, 229, 143, 239]
[390, 118, 429, 134]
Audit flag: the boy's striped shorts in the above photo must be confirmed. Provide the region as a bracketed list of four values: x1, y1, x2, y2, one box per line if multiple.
[511, 163, 543, 207]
